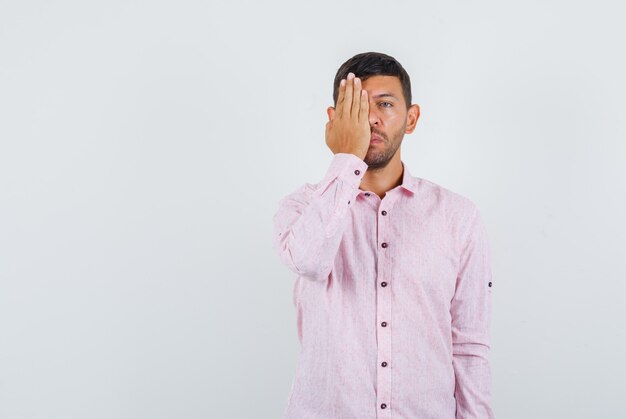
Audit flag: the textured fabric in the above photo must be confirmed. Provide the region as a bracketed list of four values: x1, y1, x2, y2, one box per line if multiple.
[272, 153, 494, 419]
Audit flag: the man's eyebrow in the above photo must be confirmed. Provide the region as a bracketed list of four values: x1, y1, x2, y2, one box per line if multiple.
[371, 92, 398, 99]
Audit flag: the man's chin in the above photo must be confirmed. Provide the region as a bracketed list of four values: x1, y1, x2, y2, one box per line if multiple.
[363, 153, 389, 168]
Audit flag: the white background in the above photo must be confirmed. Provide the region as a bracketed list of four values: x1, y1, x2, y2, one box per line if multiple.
[1, 1, 625, 418]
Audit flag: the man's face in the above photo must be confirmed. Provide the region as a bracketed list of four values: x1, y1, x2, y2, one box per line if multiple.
[358, 75, 418, 169]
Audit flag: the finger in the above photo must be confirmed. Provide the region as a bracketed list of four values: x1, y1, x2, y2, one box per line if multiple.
[359, 89, 369, 123]
[351, 77, 362, 119]
[327, 106, 336, 123]
[342, 73, 354, 116]
[336, 79, 346, 118]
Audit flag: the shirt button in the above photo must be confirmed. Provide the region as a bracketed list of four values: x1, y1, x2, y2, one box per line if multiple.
[381, 361, 388, 367]
[381, 242, 388, 248]
[381, 281, 387, 287]
[381, 403, 387, 409]
[365, 192, 370, 196]
[381, 321, 387, 327]
[354, 169, 360, 175]
[488, 281, 492, 287]
[381, 210, 387, 216]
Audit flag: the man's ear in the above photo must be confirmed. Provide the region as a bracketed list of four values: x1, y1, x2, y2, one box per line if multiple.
[405, 104, 421, 134]
[327, 106, 336, 122]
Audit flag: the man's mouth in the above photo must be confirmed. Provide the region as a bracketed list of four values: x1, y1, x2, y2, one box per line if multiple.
[370, 134, 383, 144]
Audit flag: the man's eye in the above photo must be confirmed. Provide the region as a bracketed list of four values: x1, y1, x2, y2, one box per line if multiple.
[379, 102, 393, 108]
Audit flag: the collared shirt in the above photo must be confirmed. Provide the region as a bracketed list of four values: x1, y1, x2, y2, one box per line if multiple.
[272, 153, 494, 419]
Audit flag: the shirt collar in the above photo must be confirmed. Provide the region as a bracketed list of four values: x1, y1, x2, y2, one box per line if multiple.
[358, 160, 419, 196]
[399, 160, 419, 194]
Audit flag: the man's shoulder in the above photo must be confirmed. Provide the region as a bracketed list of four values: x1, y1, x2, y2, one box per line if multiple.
[413, 176, 478, 213]
[411, 176, 484, 243]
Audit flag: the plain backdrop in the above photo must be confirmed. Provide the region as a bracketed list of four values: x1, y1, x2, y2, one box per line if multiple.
[1, 1, 625, 418]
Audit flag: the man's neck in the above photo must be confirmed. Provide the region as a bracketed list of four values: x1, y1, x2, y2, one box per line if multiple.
[359, 155, 404, 199]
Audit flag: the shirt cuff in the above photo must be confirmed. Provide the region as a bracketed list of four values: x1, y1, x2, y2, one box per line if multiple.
[320, 153, 368, 190]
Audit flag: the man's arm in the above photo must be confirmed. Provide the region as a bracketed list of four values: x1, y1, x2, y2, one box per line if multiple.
[272, 153, 367, 281]
[451, 204, 495, 418]
[272, 72, 371, 282]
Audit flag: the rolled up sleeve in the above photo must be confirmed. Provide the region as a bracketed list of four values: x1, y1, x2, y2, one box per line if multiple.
[451, 204, 495, 419]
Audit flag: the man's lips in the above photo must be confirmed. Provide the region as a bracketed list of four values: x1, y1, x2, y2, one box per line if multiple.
[370, 135, 383, 143]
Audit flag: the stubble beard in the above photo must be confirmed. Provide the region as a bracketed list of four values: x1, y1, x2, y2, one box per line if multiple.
[363, 124, 406, 169]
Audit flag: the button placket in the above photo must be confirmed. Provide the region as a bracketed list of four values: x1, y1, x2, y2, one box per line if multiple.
[376, 201, 393, 417]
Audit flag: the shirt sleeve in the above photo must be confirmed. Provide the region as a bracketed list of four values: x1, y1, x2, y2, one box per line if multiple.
[272, 153, 368, 282]
[451, 204, 495, 419]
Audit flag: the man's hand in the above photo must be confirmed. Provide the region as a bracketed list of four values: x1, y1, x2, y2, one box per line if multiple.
[325, 72, 370, 160]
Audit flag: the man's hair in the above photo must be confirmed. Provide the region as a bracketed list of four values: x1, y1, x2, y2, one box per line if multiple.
[332, 51, 412, 110]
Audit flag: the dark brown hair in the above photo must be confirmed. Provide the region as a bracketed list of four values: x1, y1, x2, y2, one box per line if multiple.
[332, 51, 412, 109]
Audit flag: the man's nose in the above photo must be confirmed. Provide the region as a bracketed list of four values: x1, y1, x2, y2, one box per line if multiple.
[368, 106, 381, 126]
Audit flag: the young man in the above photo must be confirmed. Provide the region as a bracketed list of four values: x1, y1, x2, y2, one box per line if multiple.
[272, 52, 495, 419]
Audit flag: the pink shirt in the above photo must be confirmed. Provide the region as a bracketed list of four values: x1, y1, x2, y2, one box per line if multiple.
[272, 153, 495, 419]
